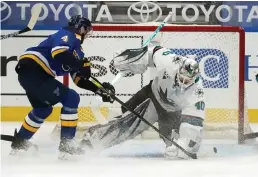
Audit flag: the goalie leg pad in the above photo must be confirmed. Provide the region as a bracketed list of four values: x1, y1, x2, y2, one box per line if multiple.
[85, 98, 159, 149]
[165, 116, 204, 160]
[179, 122, 203, 152]
[165, 122, 203, 160]
[60, 89, 80, 139]
[18, 107, 53, 139]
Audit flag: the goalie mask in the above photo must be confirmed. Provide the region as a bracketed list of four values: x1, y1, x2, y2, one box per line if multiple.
[177, 58, 200, 90]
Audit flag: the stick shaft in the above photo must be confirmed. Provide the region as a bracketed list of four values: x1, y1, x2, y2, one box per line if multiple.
[0, 27, 30, 40]
[1, 134, 14, 142]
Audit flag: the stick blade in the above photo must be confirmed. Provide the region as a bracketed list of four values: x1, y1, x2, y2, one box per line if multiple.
[27, 4, 43, 30]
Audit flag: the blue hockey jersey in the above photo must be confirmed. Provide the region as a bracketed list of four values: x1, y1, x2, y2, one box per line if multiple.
[19, 28, 85, 76]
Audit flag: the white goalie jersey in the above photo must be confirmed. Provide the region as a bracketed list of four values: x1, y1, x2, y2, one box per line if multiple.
[114, 45, 205, 120]
[114, 45, 206, 159]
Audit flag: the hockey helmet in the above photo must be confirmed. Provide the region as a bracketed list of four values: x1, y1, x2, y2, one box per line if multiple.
[68, 15, 92, 43]
[68, 15, 92, 31]
[177, 57, 200, 89]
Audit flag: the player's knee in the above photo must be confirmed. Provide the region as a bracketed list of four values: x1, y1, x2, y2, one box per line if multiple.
[33, 107, 53, 119]
[61, 89, 80, 112]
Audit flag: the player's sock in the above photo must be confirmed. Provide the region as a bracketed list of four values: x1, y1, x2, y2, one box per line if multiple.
[60, 107, 78, 139]
[60, 89, 80, 140]
[18, 107, 52, 139]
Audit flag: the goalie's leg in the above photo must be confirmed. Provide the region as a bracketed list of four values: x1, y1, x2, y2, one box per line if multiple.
[81, 81, 164, 150]
[81, 98, 159, 150]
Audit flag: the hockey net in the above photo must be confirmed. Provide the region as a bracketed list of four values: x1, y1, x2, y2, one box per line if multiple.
[60, 24, 255, 143]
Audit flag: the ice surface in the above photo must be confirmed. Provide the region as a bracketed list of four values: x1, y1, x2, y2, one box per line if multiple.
[1, 122, 258, 177]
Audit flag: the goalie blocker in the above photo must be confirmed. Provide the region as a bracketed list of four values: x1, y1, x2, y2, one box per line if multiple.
[81, 44, 205, 159]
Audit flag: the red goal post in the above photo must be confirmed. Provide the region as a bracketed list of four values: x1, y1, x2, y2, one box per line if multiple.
[62, 24, 256, 144]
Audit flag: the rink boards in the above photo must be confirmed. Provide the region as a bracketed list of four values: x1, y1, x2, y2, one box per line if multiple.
[0, 28, 258, 123]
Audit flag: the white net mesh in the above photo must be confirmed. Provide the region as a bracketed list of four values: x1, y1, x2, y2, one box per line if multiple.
[61, 24, 250, 142]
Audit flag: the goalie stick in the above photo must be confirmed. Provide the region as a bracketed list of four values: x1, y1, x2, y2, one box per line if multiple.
[90, 76, 200, 159]
[0, 4, 42, 40]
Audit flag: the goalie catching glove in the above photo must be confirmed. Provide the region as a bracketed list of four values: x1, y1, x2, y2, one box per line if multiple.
[96, 82, 115, 103]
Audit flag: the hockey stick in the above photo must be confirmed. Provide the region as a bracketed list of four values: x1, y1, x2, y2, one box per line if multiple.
[90, 76, 197, 159]
[0, 4, 42, 40]
[110, 11, 173, 85]
[1, 4, 42, 139]
[244, 132, 258, 139]
[1, 134, 14, 142]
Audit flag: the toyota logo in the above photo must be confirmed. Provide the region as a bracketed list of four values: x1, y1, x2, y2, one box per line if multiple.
[127, 1, 162, 23]
[0, 2, 11, 22]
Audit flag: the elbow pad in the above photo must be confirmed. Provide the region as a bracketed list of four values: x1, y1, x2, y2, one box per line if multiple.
[54, 51, 84, 70]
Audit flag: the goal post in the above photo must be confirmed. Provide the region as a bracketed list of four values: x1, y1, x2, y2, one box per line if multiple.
[61, 24, 256, 144]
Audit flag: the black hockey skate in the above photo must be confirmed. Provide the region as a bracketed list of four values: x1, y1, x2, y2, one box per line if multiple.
[10, 129, 38, 155]
[58, 138, 85, 160]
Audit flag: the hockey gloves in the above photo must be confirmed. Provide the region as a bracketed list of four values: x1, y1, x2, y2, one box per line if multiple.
[96, 82, 116, 103]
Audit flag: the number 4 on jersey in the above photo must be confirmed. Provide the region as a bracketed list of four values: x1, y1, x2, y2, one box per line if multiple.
[61, 35, 68, 42]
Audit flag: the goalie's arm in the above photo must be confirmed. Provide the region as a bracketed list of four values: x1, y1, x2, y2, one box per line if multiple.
[113, 45, 182, 75]
[150, 46, 186, 74]
[113, 46, 149, 74]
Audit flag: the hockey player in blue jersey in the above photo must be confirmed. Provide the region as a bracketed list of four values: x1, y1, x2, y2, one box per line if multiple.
[11, 15, 115, 158]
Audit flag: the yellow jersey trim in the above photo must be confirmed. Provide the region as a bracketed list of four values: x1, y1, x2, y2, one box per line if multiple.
[19, 54, 55, 77]
[61, 120, 78, 127]
[75, 34, 81, 40]
[83, 62, 91, 67]
[74, 76, 81, 85]
[51, 48, 68, 58]
[22, 121, 39, 133]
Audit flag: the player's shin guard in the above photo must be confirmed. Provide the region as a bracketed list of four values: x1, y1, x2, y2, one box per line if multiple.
[60, 107, 78, 139]
[11, 107, 52, 153]
[60, 89, 80, 140]
[18, 107, 53, 139]
[58, 89, 84, 158]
